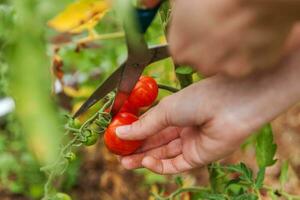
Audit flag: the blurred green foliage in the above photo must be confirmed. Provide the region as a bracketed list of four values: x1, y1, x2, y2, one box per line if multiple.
[0, 0, 175, 199]
[6, 0, 67, 164]
[0, 0, 82, 198]
[0, 114, 46, 198]
[0, 1, 299, 200]
[135, 168, 167, 185]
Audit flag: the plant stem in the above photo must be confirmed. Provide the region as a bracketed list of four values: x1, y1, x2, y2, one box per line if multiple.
[158, 84, 179, 93]
[78, 31, 125, 44]
[255, 189, 262, 200]
[264, 186, 300, 200]
[64, 126, 80, 133]
[158, 2, 193, 89]
[175, 66, 194, 88]
[41, 95, 114, 199]
[166, 187, 208, 200]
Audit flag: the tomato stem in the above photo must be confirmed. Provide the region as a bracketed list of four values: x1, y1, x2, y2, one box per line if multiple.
[64, 126, 80, 133]
[158, 84, 179, 93]
[41, 94, 115, 199]
[175, 66, 194, 88]
[159, 2, 194, 89]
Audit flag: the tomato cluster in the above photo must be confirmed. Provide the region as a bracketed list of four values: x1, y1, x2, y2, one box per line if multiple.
[104, 76, 158, 156]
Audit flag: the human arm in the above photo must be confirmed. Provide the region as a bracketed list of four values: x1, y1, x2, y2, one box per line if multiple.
[116, 49, 300, 174]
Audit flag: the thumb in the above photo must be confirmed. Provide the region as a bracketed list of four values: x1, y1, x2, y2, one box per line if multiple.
[116, 84, 203, 140]
[116, 98, 173, 140]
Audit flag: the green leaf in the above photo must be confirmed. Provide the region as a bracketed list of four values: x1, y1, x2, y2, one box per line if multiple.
[174, 176, 183, 187]
[175, 66, 194, 75]
[232, 193, 258, 200]
[279, 160, 289, 188]
[269, 190, 279, 200]
[191, 190, 211, 200]
[256, 124, 277, 168]
[201, 194, 227, 200]
[255, 167, 265, 189]
[54, 192, 72, 200]
[226, 184, 247, 197]
[225, 178, 241, 189]
[208, 163, 227, 193]
[227, 163, 253, 185]
[134, 169, 167, 185]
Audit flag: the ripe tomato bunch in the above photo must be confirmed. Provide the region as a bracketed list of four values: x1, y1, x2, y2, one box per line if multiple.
[104, 76, 158, 156]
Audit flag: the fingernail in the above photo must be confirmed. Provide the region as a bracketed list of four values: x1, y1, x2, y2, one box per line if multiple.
[116, 125, 131, 137]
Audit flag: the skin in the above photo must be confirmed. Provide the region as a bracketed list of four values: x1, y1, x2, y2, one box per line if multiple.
[116, 52, 300, 174]
[168, 0, 300, 77]
[113, 0, 300, 174]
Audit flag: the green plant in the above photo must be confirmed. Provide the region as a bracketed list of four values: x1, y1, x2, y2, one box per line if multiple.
[150, 125, 300, 200]
[41, 94, 114, 200]
[1, 1, 299, 200]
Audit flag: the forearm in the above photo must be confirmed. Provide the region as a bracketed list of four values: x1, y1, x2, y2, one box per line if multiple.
[266, 51, 300, 103]
[244, 49, 300, 130]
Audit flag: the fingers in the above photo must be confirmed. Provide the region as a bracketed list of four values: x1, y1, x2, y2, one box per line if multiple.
[138, 126, 181, 152]
[120, 127, 181, 170]
[142, 154, 193, 174]
[116, 105, 168, 140]
[121, 138, 182, 169]
[116, 85, 204, 141]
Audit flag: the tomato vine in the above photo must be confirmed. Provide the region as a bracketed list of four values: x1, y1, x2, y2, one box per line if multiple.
[41, 93, 114, 200]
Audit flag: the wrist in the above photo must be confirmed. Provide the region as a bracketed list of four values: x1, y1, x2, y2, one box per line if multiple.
[251, 50, 300, 127]
[271, 51, 300, 100]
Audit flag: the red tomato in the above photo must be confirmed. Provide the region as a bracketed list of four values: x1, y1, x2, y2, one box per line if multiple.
[104, 112, 143, 156]
[128, 76, 158, 108]
[119, 100, 139, 115]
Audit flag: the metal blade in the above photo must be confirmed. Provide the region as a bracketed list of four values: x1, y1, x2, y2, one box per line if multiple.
[111, 60, 147, 115]
[72, 63, 125, 118]
[72, 45, 170, 118]
[117, 45, 169, 94]
[148, 44, 169, 63]
[111, 44, 170, 115]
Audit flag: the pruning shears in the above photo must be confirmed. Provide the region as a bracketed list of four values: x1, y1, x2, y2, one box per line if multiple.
[73, 0, 169, 118]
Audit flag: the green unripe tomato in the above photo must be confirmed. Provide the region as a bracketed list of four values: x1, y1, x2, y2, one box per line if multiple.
[82, 130, 99, 146]
[65, 152, 76, 162]
[54, 192, 72, 200]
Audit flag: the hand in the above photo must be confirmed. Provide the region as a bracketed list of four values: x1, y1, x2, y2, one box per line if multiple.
[116, 52, 300, 174]
[168, 0, 300, 77]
